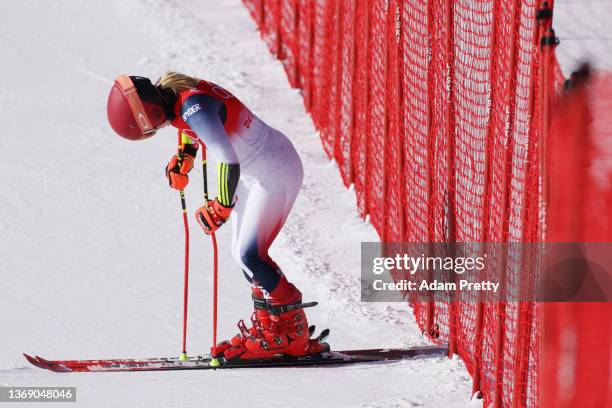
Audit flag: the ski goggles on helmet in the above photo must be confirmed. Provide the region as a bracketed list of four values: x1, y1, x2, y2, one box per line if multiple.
[114, 75, 158, 136]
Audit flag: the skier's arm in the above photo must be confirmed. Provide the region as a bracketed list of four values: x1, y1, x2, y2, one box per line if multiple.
[181, 94, 240, 207]
[181, 94, 240, 234]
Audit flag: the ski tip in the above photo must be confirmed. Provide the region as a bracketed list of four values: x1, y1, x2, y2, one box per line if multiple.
[23, 353, 39, 366]
[23, 354, 54, 371]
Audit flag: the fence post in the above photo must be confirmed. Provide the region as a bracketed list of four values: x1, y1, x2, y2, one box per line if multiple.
[395, 2, 405, 242]
[541, 27, 557, 214]
[260, 0, 266, 36]
[293, 0, 300, 86]
[346, 0, 358, 185]
[360, 0, 371, 221]
[306, 0, 314, 112]
[381, 0, 390, 241]
[275, 1, 282, 57]
[333, 0, 344, 179]
[425, 0, 436, 337]
[444, 0, 458, 358]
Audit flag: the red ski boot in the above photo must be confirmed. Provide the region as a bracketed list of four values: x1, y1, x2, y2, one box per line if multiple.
[213, 286, 269, 358]
[215, 279, 322, 360]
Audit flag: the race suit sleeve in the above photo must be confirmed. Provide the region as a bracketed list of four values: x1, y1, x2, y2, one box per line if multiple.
[181, 94, 240, 207]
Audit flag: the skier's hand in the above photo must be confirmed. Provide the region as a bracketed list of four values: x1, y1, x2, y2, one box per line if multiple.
[165, 143, 198, 190]
[195, 199, 233, 234]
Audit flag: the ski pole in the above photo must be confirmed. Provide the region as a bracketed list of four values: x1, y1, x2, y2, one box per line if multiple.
[175, 132, 190, 362]
[179, 189, 190, 361]
[210, 232, 219, 367]
[175, 135, 191, 362]
[200, 141, 220, 368]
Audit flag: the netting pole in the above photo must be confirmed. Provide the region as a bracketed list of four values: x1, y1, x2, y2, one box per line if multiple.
[362, 0, 371, 220]
[260, 0, 266, 37]
[395, 2, 405, 242]
[346, 0, 358, 185]
[424, 0, 436, 336]
[332, 0, 344, 180]
[443, 0, 457, 244]
[293, 0, 300, 87]
[443, 0, 458, 358]
[363, 0, 373, 223]
[541, 1, 557, 229]
[275, 1, 282, 58]
[541, 27, 557, 213]
[381, 0, 390, 241]
[305, 0, 314, 112]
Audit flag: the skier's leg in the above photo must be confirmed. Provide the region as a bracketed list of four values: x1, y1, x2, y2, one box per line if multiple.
[221, 164, 309, 358]
[232, 183, 290, 295]
[222, 183, 311, 359]
[231, 132, 304, 297]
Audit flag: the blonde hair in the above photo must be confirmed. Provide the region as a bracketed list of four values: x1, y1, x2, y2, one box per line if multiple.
[157, 71, 200, 94]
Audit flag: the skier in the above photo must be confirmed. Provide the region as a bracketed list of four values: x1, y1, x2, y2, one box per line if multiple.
[106, 72, 320, 360]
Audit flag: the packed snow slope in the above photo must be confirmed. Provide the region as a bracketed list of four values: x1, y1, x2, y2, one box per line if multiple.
[0, 1, 471, 407]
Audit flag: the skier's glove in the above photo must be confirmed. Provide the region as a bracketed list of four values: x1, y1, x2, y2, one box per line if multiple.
[195, 199, 233, 234]
[165, 143, 199, 190]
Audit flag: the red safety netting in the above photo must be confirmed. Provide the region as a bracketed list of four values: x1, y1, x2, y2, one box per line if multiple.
[543, 71, 612, 408]
[241, 1, 610, 407]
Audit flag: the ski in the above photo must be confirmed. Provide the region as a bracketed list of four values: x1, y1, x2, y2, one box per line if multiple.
[23, 344, 448, 373]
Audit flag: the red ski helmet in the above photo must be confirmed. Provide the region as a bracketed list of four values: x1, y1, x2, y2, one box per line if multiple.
[107, 75, 167, 140]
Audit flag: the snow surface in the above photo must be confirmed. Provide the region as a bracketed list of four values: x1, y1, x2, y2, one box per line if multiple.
[0, 1, 607, 407]
[554, 0, 612, 75]
[1, 1, 471, 407]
